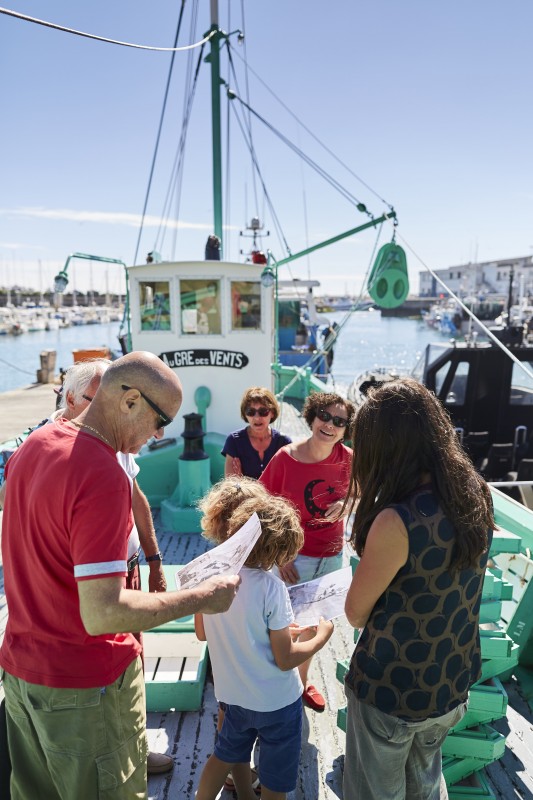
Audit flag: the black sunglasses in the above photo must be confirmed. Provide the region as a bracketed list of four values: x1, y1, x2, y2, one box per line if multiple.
[316, 409, 349, 428]
[121, 384, 173, 429]
[245, 407, 271, 418]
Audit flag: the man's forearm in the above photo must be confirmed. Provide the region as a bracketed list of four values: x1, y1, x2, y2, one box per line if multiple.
[78, 575, 239, 636]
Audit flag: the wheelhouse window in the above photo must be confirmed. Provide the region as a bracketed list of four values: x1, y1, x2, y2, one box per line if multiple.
[139, 281, 171, 331]
[231, 280, 261, 330]
[180, 279, 221, 335]
[510, 361, 533, 405]
[435, 360, 469, 405]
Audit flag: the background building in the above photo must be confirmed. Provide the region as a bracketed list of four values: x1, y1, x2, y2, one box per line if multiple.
[419, 255, 533, 299]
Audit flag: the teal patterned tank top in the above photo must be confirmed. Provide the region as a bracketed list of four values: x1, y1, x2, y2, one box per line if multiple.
[345, 485, 492, 721]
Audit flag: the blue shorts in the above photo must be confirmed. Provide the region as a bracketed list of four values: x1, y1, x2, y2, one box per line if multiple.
[214, 697, 303, 793]
[292, 551, 343, 583]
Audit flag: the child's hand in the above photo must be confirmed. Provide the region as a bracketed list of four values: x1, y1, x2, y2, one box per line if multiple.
[289, 622, 307, 641]
[316, 616, 334, 644]
[278, 560, 300, 584]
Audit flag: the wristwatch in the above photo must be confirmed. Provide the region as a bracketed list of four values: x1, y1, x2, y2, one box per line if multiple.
[146, 552, 163, 563]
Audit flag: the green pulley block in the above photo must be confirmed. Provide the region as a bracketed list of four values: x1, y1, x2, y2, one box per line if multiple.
[368, 242, 409, 309]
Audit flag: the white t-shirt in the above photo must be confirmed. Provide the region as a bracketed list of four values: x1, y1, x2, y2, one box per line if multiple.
[116, 451, 141, 559]
[203, 567, 303, 712]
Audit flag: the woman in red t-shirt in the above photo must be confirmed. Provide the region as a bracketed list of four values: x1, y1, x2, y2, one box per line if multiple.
[260, 392, 354, 711]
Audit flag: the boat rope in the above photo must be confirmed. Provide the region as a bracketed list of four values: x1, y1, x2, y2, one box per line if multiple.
[0, 356, 36, 377]
[275, 224, 384, 404]
[238, 1, 260, 225]
[0, 5, 215, 51]
[167, 5, 203, 260]
[392, 225, 533, 384]
[132, 1, 189, 265]
[229, 45, 394, 213]
[231, 90, 374, 214]
[227, 64, 292, 258]
[154, 14, 204, 258]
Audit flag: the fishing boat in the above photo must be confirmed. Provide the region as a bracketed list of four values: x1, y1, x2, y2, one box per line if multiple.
[2, 3, 533, 799]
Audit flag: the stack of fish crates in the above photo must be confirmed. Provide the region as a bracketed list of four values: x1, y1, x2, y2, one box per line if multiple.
[336, 495, 529, 800]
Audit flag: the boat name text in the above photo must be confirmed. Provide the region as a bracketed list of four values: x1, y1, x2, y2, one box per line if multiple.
[160, 349, 249, 369]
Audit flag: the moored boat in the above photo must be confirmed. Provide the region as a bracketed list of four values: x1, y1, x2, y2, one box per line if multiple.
[1, 3, 533, 798]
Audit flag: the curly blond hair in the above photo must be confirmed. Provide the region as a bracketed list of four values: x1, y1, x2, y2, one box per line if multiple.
[199, 477, 303, 570]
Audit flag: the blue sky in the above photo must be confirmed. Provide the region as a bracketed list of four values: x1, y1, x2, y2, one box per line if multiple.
[1, 0, 532, 297]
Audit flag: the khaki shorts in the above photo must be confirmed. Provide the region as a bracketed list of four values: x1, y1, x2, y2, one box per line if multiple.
[2, 656, 147, 800]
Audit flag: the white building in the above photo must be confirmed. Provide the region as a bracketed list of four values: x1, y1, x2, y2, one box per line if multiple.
[419, 255, 533, 299]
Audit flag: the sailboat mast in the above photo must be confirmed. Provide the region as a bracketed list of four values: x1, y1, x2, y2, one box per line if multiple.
[209, 0, 223, 253]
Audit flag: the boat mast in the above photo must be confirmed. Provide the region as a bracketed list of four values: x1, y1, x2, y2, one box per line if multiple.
[209, 0, 223, 254]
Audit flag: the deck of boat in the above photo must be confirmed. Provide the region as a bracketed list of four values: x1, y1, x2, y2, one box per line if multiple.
[0, 400, 533, 798]
[1, 511, 533, 799]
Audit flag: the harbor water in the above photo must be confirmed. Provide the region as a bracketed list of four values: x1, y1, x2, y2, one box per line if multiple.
[0, 311, 440, 396]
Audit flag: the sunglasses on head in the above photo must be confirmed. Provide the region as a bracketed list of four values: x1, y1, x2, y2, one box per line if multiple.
[121, 385, 173, 429]
[245, 407, 271, 418]
[316, 409, 349, 428]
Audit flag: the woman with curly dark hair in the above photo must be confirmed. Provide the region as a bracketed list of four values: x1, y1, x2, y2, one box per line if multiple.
[343, 378, 494, 800]
[260, 391, 355, 711]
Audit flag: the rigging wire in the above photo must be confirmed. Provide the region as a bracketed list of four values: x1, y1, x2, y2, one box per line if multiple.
[228, 87, 374, 214]
[0, 5, 215, 51]
[132, 1, 188, 265]
[154, 44, 204, 257]
[239, 0, 260, 220]
[226, 49, 292, 258]
[0, 356, 35, 376]
[229, 45, 393, 211]
[393, 227, 533, 384]
[275, 224, 384, 402]
[170, 0, 200, 260]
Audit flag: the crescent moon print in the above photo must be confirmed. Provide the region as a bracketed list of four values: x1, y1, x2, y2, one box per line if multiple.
[304, 479, 329, 517]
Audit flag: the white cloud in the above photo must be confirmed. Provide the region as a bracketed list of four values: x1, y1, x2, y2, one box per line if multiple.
[0, 207, 239, 231]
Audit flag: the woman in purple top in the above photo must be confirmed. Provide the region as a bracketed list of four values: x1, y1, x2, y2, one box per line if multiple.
[222, 387, 291, 479]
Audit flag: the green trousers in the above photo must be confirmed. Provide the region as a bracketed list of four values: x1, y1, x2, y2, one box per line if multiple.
[2, 656, 147, 800]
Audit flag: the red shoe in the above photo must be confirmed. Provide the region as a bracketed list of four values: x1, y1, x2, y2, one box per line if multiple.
[303, 684, 326, 711]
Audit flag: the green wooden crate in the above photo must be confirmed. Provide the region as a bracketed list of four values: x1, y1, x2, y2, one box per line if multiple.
[337, 705, 347, 732]
[448, 769, 496, 799]
[140, 564, 208, 711]
[140, 565, 194, 632]
[480, 644, 520, 681]
[451, 679, 507, 732]
[443, 756, 492, 787]
[492, 488, 533, 552]
[479, 599, 502, 624]
[336, 659, 349, 684]
[144, 631, 208, 712]
[489, 527, 522, 555]
[442, 725, 506, 761]
[479, 628, 513, 659]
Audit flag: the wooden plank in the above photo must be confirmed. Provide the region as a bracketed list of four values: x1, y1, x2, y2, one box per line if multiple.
[152, 657, 184, 683]
[144, 656, 159, 681]
[181, 657, 200, 681]
[143, 632, 204, 658]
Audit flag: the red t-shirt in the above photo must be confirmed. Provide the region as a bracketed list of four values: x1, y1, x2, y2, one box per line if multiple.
[0, 419, 141, 688]
[260, 442, 352, 557]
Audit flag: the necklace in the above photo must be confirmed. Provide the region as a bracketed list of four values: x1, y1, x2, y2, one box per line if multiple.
[71, 420, 113, 448]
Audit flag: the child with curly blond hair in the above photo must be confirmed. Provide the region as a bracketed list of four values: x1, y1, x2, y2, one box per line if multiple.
[195, 477, 334, 800]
